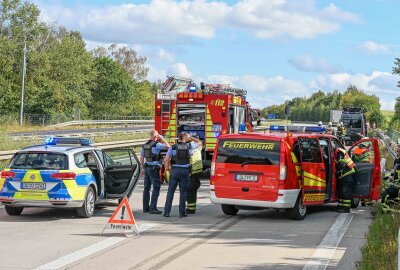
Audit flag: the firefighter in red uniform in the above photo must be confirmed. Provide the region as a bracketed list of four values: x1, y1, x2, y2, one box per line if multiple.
[335, 147, 357, 213]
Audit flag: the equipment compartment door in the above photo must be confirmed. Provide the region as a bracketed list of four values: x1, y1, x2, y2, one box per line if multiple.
[348, 138, 381, 200]
[102, 149, 141, 199]
[298, 137, 327, 206]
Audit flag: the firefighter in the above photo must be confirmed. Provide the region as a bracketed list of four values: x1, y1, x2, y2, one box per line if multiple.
[335, 147, 357, 213]
[318, 121, 323, 127]
[337, 122, 346, 145]
[140, 130, 170, 214]
[186, 139, 203, 214]
[326, 122, 335, 135]
[352, 142, 372, 163]
[163, 132, 202, 218]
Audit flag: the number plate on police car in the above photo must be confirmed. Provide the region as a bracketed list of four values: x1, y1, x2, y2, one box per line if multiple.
[235, 174, 258, 182]
[21, 182, 46, 190]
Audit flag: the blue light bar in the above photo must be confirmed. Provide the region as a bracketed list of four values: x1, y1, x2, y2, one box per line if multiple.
[305, 126, 326, 133]
[43, 137, 93, 146]
[270, 125, 285, 131]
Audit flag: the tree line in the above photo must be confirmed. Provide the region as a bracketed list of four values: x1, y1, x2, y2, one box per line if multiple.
[262, 85, 385, 127]
[0, 0, 158, 124]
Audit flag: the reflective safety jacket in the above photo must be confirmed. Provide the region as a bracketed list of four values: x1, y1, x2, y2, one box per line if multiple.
[335, 148, 356, 179]
[353, 147, 372, 163]
[190, 147, 203, 174]
[337, 127, 346, 136]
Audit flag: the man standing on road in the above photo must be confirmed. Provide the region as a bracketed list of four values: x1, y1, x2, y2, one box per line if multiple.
[140, 130, 170, 214]
[186, 140, 203, 214]
[163, 132, 202, 218]
[334, 147, 357, 213]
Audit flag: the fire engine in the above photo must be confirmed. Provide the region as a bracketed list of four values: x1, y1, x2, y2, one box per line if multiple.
[154, 76, 252, 166]
[210, 125, 381, 219]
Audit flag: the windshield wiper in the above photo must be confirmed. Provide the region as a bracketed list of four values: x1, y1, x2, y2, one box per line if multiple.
[240, 159, 272, 167]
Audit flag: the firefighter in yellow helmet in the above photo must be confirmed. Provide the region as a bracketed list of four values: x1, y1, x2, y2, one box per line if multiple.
[334, 147, 357, 213]
[186, 136, 203, 214]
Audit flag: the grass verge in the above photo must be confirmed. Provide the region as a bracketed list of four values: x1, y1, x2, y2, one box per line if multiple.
[358, 205, 400, 270]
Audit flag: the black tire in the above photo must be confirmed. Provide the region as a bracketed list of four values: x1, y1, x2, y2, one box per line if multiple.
[221, 204, 239, 216]
[288, 196, 307, 220]
[5, 206, 23, 216]
[77, 186, 96, 218]
[351, 198, 360, 208]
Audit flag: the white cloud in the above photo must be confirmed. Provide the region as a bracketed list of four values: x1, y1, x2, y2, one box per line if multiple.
[157, 49, 175, 63]
[288, 55, 341, 73]
[360, 41, 389, 54]
[167, 63, 192, 78]
[33, 0, 360, 45]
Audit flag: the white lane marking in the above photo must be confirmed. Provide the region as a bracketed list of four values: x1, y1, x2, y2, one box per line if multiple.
[33, 223, 158, 270]
[303, 213, 354, 270]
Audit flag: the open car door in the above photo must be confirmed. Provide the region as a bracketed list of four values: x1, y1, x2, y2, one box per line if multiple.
[102, 149, 141, 199]
[348, 138, 381, 200]
[298, 137, 327, 206]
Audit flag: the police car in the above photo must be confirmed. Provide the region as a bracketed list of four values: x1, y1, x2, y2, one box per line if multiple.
[210, 125, 381, 219]
[0, 137, 141, 217]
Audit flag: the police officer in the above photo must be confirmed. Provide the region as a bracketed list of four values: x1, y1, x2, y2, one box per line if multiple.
[163, 132, 201, 217]
[140, 130, 170, 214]
[186, 141, 203, 214]
[335, 147, 357, 213]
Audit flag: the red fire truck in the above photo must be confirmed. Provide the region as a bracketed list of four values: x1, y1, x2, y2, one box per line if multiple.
[154, 76, 252, 166]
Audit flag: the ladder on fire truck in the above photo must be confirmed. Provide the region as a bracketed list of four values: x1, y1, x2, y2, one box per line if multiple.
[202, 83, 247, 97]
[158, 76, 193, 138]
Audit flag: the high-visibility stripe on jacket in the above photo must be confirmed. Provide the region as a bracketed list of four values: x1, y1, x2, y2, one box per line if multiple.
[335, 148, 356, 179]
[190, 147, 203, 174]
[353, 150, 372, 163]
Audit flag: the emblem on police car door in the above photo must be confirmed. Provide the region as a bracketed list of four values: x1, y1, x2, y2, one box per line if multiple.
[30, 175, 36, 180]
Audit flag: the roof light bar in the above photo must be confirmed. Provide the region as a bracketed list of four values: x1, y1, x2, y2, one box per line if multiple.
[43, 136, 93, 146]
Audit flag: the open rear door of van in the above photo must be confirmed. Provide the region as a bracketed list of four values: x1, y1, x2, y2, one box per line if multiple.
[348, 138, 381, 200]
[298, 137, 327, 206]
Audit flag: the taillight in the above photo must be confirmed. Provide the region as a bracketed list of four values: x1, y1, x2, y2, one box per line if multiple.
[1, 171, 16, 178]
[210, 162, 215, 177]
[279, 166, 287, 181]
[51, 172, 76, 180]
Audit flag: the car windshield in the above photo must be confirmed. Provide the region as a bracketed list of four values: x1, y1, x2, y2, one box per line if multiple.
[9, 153, 68, 170]
[216, 139, 280, 165]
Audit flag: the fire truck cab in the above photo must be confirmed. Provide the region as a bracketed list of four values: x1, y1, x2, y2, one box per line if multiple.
[210, 125, 381, 220]
[154, 76, 251, 166]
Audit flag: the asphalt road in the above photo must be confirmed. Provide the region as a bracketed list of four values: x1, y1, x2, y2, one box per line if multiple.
[0, 175, 372, 270]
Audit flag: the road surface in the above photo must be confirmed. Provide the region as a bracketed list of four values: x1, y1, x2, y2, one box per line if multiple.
[0, 175, 372, 270]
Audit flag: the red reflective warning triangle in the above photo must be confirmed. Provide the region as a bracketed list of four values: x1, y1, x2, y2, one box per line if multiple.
[107, 197, 136, 225]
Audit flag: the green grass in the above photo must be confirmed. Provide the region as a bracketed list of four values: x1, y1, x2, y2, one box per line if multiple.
[358, 205, 400, 270]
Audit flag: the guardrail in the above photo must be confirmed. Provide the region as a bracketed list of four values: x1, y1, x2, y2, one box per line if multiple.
[375, 130, 397, 159]
[0, 139, 148, 161]
[49, 119, 154, 128]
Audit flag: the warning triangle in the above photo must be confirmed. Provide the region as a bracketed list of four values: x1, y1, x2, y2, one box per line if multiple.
[108, 197, 136, 225]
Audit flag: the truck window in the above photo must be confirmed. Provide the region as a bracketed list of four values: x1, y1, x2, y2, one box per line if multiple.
[342, 114, 363, 128]
[216, 139, 280, 165]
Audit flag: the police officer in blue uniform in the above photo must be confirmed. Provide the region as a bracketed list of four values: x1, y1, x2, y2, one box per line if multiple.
[163, 132, 201, 218]
[140, 130, 170, 214]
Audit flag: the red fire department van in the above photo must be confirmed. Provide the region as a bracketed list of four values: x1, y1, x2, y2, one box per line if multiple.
[210, 125, 381, 219]
[154, 76, 252, 166]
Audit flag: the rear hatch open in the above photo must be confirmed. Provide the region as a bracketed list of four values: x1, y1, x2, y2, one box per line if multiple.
[214, 138, 281, 202]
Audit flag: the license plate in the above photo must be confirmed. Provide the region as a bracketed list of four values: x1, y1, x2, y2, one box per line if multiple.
[236, 174, 258, 182]
[21, 182, 46, 190]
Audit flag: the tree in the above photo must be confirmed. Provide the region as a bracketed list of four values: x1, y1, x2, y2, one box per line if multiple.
[393, 58, 400, 87]
[92, 43, 149, 81]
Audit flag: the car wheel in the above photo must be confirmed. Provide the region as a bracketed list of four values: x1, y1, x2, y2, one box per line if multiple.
[288, 196, 307, 220]
[77, 186, 95, 218]
[5, 206, 24, 216]
[351, 198, 360, 208]
[221, 204, 239, 216]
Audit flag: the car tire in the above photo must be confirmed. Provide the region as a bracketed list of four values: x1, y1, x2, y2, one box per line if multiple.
[5, 206, 24, 216]
[77, 186, 96, 218]
[351, 198, 360, 208]
[221, 204, 239, 216]
[288, 196, 307, 220]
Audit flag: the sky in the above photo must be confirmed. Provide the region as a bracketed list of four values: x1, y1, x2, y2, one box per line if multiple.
[32, 0, 400, 110]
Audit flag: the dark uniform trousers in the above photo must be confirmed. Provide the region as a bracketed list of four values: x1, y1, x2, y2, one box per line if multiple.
[338, 174, 354, 210]
[164, 167, 190, 216]
[186, 173, 201, 213]
[143, 166, 161, 212]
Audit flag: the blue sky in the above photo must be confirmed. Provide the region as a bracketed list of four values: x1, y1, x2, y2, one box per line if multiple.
[33, 0, 400, 110]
